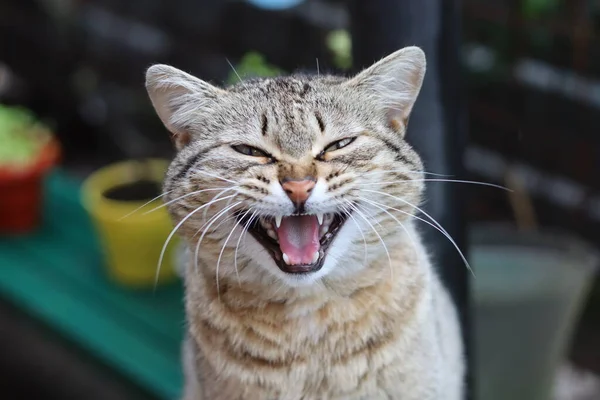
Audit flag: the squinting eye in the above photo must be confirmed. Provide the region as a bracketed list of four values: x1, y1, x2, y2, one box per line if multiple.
[232, 144, 270, 158]
[323, 137, 356, 153]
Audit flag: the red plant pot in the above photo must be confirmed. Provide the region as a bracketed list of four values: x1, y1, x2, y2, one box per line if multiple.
[0, 139, 60, 234]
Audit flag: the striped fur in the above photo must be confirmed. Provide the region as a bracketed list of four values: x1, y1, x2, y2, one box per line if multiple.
[146, 47, 464, 400]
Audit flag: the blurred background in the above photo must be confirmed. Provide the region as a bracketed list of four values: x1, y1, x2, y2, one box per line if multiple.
[0, 0, 599, 399]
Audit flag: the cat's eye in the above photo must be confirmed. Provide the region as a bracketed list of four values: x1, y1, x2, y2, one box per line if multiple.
[232, 144, 270, 158]
[323, 137, 356, 153]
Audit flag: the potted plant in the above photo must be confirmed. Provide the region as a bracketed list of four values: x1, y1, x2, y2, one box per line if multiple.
[0, 105, 60, 234]
[81, 159, 179, 288]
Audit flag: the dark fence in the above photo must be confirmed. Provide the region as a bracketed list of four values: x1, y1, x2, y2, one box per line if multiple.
[463, 0, 600, 247]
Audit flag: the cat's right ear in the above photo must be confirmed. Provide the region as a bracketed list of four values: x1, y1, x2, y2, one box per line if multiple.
[145, 64, 226, 149]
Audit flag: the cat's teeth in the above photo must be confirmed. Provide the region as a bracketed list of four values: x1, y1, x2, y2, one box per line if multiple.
[282, 253, 290, 265]
[316, 213, 324, 225]
[275, 215, 282, 228]
[320, 223, 330, 236]
[312, 251, 319, 263]
[260, 219, 272, 230]
[267, 229, 277, 240]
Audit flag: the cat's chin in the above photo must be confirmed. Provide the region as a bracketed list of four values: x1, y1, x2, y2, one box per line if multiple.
[275, 269, 327, 288]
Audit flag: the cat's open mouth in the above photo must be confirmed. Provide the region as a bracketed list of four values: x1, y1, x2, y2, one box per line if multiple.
[242, 212, 349, 274]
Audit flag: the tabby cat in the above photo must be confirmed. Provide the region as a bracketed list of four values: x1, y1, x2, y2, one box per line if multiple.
[146, 46, 464, 400]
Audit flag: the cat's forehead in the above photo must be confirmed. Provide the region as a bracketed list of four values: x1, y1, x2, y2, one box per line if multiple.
[231, 76, 345, 157]
[231, 75, 325, 96]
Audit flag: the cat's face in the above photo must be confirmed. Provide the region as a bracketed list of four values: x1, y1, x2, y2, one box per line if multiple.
[146, 47, 426, 287]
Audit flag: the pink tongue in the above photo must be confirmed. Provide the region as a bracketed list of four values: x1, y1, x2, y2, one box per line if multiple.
[276, 215, 320, 265]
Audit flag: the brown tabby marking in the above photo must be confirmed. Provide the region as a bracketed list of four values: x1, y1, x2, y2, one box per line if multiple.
[146, 47, 464, 400]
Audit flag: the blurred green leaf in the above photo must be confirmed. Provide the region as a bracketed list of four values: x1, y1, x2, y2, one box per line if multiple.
[227, 52, 283, 84]
[327, 30, 352, 70]
[522, 0, 561, 19]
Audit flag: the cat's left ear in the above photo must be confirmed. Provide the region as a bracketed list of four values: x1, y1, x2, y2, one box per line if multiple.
[344, 46, 426, 134]
[145, 64, 226, 149]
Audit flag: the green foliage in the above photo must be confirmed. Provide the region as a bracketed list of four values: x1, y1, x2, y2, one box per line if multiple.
[327, 30, 352, 70]
[0, 105, 49, 166]
[227, 52, 284, 84]
[522, 0, 561, 19]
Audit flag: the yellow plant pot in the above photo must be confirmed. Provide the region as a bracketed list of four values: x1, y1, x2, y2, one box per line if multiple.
[82, 159, 178, 288]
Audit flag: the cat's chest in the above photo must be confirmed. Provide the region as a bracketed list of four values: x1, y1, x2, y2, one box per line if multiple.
[195, 316, 432, 400]
[188, 276, 436, 399]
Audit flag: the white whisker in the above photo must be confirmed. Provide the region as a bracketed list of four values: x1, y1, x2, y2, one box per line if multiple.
[346, 202, 393, 280]
[234, 210, 258, 287]
[340, 201, 368, 266]
[155, 193, 237, 290]
[363, 169, 450, 177]
[143, 187, 235, 215]
[193, 192, 241, 237]
[193, 205, 239, 275]
[196, 214, 238, 240]
[361, 189, 474, 278]
[216, 209, 252, 297]
[192, 211, 232, 276]
[118, 190, 173, 221]
[357, 197, 419, 257]
[191, 169, 239, 185]
[357, 178, 511, 191]
[353, 202, 384, 229]
[202, 187, 241, 221]
[193, 201, 243, 276]
[226, 58, 242, 83]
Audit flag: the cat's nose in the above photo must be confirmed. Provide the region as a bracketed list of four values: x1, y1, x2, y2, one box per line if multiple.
[281, 178, 316, 205]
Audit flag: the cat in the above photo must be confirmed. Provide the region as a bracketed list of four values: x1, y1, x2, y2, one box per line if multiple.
[145, 46, 464, 400]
